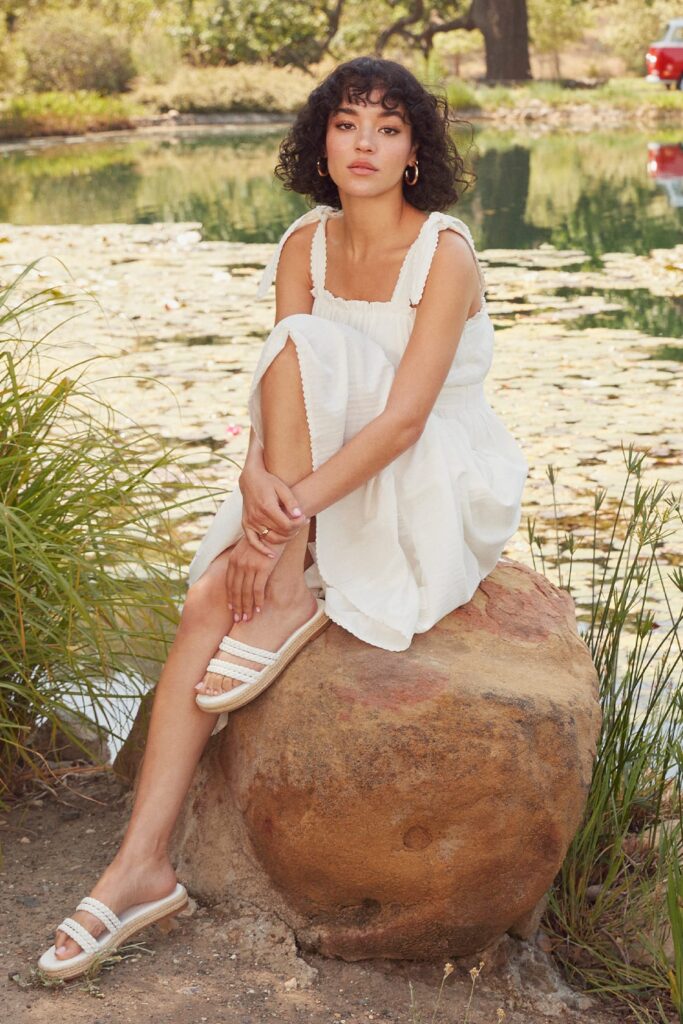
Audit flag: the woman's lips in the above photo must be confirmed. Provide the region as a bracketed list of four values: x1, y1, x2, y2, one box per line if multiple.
[348, 165, 377, 175]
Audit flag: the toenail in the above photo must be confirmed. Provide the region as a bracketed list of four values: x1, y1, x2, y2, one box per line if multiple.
[242, 613, 247, 621]
[56, 945, 67, 953]
[234, 613, 239, 622]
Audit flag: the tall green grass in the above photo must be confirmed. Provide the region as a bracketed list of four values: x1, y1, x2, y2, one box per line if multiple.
[528, 449, 683, 1023]
[0, 263, 200, 803]
[0, 90, 142, 140]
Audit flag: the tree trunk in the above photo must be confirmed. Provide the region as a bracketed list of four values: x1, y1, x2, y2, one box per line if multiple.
[376, 0, 532, 82]
[472, 0, 531, 80]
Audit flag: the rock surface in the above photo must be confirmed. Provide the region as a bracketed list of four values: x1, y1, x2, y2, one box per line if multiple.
[167, 559, 601, 961]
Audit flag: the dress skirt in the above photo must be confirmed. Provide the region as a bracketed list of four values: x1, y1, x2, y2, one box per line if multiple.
[187, 312, 528, 652]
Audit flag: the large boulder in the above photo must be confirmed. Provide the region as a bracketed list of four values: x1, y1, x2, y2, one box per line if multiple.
[166, 559, 601, 961]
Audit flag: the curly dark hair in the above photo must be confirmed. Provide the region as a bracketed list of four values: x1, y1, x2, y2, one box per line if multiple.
[274, 55, 474, 212]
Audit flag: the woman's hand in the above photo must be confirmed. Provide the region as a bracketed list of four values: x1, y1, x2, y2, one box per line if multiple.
[226, 535, 284, 620]
[239, 463, 309, 556]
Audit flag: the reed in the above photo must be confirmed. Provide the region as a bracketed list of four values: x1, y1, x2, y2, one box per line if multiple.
[527, 449, 683, 1022]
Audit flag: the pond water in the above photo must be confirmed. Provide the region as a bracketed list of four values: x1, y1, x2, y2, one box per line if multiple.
[2, 124, 682, 259]
[3, 123, 681, 337]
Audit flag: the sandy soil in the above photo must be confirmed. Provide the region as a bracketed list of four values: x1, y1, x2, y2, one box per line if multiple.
[1, 768, 632, 1024]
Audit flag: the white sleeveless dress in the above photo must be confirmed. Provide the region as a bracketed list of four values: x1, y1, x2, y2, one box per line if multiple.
[189, 203, 528, 656]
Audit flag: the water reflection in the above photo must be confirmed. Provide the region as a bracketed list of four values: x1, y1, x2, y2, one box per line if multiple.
[1, 126, 682, 258]
[647, 141, 683, 208]
[551, 285, 683, 339]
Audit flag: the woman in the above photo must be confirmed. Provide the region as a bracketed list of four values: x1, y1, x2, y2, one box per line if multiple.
[39, 55, 528, 978]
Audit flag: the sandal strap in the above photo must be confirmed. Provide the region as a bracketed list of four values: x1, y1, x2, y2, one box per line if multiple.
[219, 635, 278, 664]
[206, 658, 261, 684]
[77, 896, 122, 934]
[58, 916, 101, 954]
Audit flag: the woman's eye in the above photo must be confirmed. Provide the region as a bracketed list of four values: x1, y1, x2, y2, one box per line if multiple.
[334, 122, 399, 134]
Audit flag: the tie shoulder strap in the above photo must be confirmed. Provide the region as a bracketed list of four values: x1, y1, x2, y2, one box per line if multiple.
[256, 205, 332, 299]
[406, 212, 487, 310]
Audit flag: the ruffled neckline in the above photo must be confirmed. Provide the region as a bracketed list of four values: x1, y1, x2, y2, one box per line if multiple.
[315, 206, 436, 311]
[313, 206, 488, 331]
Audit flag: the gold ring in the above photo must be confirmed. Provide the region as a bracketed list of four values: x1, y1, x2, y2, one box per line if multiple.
[258, 526, 270, 536]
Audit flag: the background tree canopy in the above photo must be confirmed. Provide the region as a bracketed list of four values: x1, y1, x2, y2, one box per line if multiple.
[0, 0, 668, 81]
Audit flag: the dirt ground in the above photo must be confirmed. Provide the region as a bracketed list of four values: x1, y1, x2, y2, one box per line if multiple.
[0, 768, 638, 1024]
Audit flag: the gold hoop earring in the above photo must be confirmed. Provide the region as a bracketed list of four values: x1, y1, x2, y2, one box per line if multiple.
[316, 156, 329, 177]
[404, 160, 419, 186]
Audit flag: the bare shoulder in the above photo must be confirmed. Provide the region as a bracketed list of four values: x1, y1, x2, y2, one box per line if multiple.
[421, 227, 480, 302]
[274, 220, 317, 318]
[277, 220, 317, 288]
[431, 227, 479, 277]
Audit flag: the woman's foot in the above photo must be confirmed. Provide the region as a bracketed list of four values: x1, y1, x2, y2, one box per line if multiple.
[195, 584, 318, 695]
[53, 853, 177, 960]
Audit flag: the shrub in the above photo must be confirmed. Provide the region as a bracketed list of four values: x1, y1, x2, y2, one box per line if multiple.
[605, 0, 675, 74]
[21, 10, 136, 94]
[444, 79, 481, 111]
[134, 63, 314, 114]
[0, 24, 19, 93]
[0, 262, 199, 802]
[0, 91, 141, 141]
[131, 22, 182, 85]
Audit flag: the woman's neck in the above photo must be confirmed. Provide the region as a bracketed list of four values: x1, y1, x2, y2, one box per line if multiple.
[334, 194, 427, 260]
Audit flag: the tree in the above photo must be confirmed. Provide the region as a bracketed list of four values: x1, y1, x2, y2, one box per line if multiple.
[179, 0, 345, 68]
[528, 0, 590, 78]
[376, 0, 532, 81]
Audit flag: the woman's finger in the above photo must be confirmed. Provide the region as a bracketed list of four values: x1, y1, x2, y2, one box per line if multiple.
[246, 494, 307, 537]
[225, 556, 235, 611]
[273, 481, 306, 525]
[241, 567, 256, 620]
[244, 525, 277, 558]
[253, 568, 269, 612]
[230, 560, 244, 619]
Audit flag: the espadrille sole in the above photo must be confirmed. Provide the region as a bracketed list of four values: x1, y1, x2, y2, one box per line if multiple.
[196, 597, 330, 715]
[38, 882, 188, 980]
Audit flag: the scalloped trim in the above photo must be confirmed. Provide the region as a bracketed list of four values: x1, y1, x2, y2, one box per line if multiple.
[409, 215, 488, 312]
[391, 210, 437, 301]
[310, 219, 322, 295]
[255, 205, 331, 300]
[318, 208, 436, 309]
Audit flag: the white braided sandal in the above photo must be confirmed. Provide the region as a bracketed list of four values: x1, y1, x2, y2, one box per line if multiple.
[196, 597, 330, 715]
[38, 882, 188, 980]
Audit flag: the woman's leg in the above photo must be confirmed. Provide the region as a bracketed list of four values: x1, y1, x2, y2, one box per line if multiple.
[53, 546, 237, 959]
[197, 335, 317, 695]
[53, 334, 315, 958]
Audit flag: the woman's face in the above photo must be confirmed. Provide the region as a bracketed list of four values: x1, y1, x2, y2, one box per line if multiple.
[323, 85, 417, 200]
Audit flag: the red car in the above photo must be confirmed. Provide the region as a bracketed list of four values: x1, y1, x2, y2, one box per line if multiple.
[646, 18, 683, 89]
[647, 142, 683, 207]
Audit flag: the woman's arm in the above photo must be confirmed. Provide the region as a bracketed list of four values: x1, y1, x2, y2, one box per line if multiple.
[288, 231, 481, 518]
[242, 426, 265, 472]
